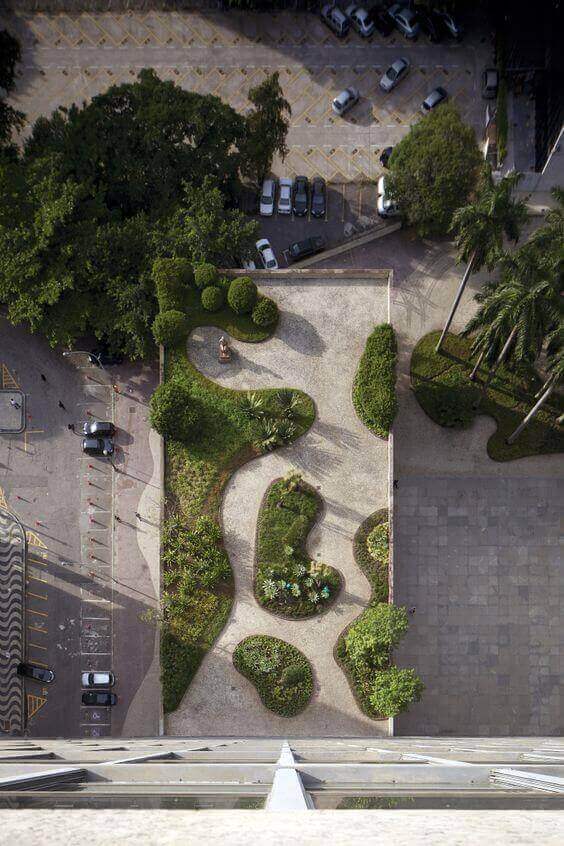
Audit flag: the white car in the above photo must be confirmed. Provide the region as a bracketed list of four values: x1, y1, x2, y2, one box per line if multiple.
[277, 177, 293, 215]
[332, 86, 360, 116]
[345, 4, 375, 37]
[82, 671, 115, 688]
[387, 3, 420, 39]
[256, 238, 279, 270]
[377, 175, 399, 218]
[259, 178, 276, 216]
[379, 57, 410, 92]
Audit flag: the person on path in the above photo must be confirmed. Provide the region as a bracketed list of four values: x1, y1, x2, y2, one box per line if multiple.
[9, 398, 20, 409]
[58, 400, 66, 410]
[40, 374, 47, 382]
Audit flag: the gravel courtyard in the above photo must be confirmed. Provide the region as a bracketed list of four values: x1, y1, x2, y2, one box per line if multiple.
[166, 271, 391, 737]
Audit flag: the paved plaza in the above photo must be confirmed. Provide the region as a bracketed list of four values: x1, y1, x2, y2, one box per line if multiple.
[4, 9, 489, 182]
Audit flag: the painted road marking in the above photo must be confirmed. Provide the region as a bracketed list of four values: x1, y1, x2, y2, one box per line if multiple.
[26, 591, 47, 601]
[27, 694, 47, 719]
[1, 364, 19, 390]
[23, 429, 44, 453]
[27, 625, 47, 634]
[28, 642, 47, 650]
[26, 659, 48, 668]
[28, 574, 49, 584]
[26, 531, 48, 549]
[26, 608, 48, 617]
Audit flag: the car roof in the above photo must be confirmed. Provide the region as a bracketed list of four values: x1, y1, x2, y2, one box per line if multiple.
[279, 177, 293, 187]
[391, 58, 407, 71]
[262, 178, 274, 190]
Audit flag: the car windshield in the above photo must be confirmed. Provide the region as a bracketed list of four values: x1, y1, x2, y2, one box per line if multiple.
[261, 194, 272, 204]
[387, 67, 397, 80]
[266, 260, 276, 268]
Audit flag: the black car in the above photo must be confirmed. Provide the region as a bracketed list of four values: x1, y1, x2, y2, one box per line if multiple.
[17, 663, 55, 684]
[310, 177, 326, 218]
[82, 420, 116, 438]
[82, 691, 117, 706]
[293, 176, 309, 216]
[368, 9, 394, 36]
[418, 10, 442, 42]
[82, 437, 114, 456]
[379, 146, 394, 168]
[288, 236, 326, 262]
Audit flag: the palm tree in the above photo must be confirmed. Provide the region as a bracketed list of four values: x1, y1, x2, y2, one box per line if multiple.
[463, 245, 562, 408]
[529, 186, 563, 257]
[506, 349, 563, 444]
[436, 168, 528, 352]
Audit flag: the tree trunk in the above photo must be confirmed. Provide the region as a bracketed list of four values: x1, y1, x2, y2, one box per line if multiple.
[469, 348, 487, 381]
[435, 250, 477, 353]
[474, 325, 518, 409]
[534, 374, 555, 399]
[506, 379, 558, 444]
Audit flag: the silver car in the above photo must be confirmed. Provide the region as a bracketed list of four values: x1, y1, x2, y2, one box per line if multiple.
[345, 4, 375, 37]
[379, 57, 410, 92]
[387, 3, 420, 39]
[332, 86, 360, 116]
[82, 671, 115, 688]
[277, 177, 293, 215]
[421, 86, 448, 113]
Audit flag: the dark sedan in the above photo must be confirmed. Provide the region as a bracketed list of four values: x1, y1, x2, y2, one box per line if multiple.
[293, 176, 309, 216]
[288, 236, 327, 263]
[311, 177, 326, 218]
[82, 691, 117, 707]
[17, 663, 55, 684]
[82, 420, 116, 438]
[82, 437, 114, 456]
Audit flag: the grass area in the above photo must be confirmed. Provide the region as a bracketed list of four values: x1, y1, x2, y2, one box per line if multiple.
[255, 475, 341, 618]
[411, 331, 564, 461]
[353, 324, 398, 439]
[336, 510, 392, 719]
[233, 635, 314, 717]
[161, 323, 315, 713]
[185, 286, 275, 342]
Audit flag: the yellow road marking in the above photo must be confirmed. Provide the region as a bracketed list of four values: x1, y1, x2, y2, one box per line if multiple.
[1, 363, 19, 390]
[28, 574, 48, 584]
[26, 659, 47, 668]
[28, 625, 47, 634]
[0, 487, 8, 510]
[26, 591, 47, 601]
[27, 608, 48, 618]
[28, 642, 47, 650]
[23, 429, 44, 453]
[26, 531, 48, 549]
[27, 694, 47, 719]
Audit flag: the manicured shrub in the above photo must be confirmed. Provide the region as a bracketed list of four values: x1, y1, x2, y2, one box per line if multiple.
[228, 276, 258, 315]
[353, 323, 397, 438]
[252, 297, 279, 327]
[367, 522, 389, 565]
[344, 603, 408, 671]
[149, 378, 202, 442]
[201, 285, 225, 313]
[370, 666, 425, 717]
[152, 257, 193, 311]
[233, 635, 313, 716]
[152, 309, 189, 347]
[194, 262, 219, 290]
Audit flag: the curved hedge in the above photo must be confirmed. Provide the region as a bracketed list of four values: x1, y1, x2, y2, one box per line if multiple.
[233, 635, 313, 716]
[353, 324, 397, 438]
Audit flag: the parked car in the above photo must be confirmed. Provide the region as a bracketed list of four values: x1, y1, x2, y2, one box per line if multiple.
[379, 146, 394, 168]
[377, 175, 399, 218]
[82, 671, 115, 688]
[277, 177, 293, 215]
[288, 236, 327, 263]
[311, 177, 327, 218]
[379, 57, 410, 92]
[259, 178, 276, 216]
[320, 3, 350, 37]
[418, 10, 442, 42]
[421, 86, 448, 113]
[332, 85, 360, 116]
[82, 691, 117, 706]
[17, 663, 55, 684]
[482, 68, 499, 99]
[387, 4, 420, 39]
[368, 9, 394, 37]
[82, 421, 116, 438]
[345, 4, 375, 37]
[256, 238, 279, 270]
[82, 437, 114, 457]
[435, 9, 463, 40]
[293, 176, 309, 216]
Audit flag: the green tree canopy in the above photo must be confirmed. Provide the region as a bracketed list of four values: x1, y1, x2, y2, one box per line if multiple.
[388, 103, 482, 236]
[242, 71, 291, 182]
[370, 666, 424, 718]
[345, 603, 409, 671]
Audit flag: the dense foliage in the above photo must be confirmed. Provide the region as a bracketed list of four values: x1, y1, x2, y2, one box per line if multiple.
[152, 310, 189, 347]
[233, 636, 313, 716]
[354, 511, 390, 606]
[200, 285, 225, 313]
[242, 71, 291, 181]
[255, 474, 340, 617]
[388, 103, 482, 236]
[252, 296, 279, 328]
[353, 324, 398, 438]
[194, 262, 220, 291]
[370, 667, 425, 718]
[149, 378, 202, 442]
[228, 276, 258, 315]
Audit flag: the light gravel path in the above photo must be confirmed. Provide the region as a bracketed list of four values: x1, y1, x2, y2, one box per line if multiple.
[166, 273, 390, 736]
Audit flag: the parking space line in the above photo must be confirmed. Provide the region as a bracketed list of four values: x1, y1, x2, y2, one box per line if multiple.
[26, 591, 47, 601]
[27, 608, 48, 617]
[82, 597, 110, 603]
[81, 616, 111, 621]
[80, 722, 111, 725]
[27, 625, 47, 634]
[26, 659, 48, 668]
[80, 652, 112, 656]
[28, 642, 47, 650]
[27, 574, 48, 584]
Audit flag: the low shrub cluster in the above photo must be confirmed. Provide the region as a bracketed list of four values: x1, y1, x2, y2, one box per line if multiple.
[233, 635, 313, 716]
[255, 474, 341, 618]
[252, 297, 279, 327]
[370, 666, 425, 718]
[240, 388, 309, 453]
[201, 285, 225, 313]
[149, 378, 202, 442]
[353, 324, 398, 438]
[354, 511, 389, 606]
[160, 515, 232, 713]
[228, 276, 258, 315]
[194, 262, 219, 291]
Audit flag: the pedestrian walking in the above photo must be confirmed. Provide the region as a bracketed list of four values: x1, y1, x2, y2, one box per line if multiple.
[9, 398, 20, 409]
[58, 400, 66, 410]
[408, 606, 416, 615]
[135, 512, 141, 520]
[393, 479, 399, 490]
[67, 423, 75, 431]
[40, 374, 47, 382]
[114, 514, 121, 523]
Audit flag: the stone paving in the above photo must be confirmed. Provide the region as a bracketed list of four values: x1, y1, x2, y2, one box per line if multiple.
[3, 10, 489, 182]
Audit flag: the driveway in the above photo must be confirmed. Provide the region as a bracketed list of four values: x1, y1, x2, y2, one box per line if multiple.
[166, 271, 390, 737]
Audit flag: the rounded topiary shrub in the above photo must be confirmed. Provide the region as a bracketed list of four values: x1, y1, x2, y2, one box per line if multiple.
[252, 297, 279, 327]
[367, 522, 389, 565]
[227, 276, 257, 315]
[280, 664, 307, 688]
[149, 379, 202, 442]
[201, 285, 225, 313]
[194, 262, 219, 291]
[152, 310, 189, 348]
